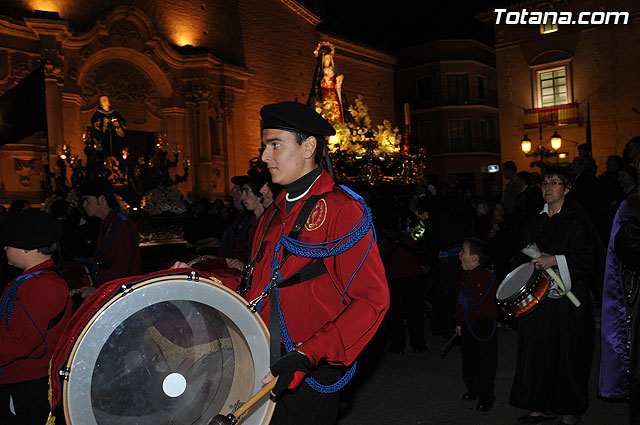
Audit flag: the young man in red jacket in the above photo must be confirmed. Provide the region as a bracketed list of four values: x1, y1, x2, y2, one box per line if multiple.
[175, 101, 389, 425]
[0, 210, 72, 424]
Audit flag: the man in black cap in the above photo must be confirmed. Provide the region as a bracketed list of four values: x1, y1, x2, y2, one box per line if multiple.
[175, 101, 389, 425]
[78, 178, 141, 296]
[0, 210, 72, 424]
[258, 101, 389, 424]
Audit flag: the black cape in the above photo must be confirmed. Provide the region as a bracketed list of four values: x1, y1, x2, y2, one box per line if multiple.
[509, 199, 597, 417]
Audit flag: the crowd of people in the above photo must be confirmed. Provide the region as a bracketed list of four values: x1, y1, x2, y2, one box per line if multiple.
[1, 107, 640, 424]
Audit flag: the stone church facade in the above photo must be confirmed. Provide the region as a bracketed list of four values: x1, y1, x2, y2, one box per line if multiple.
[0, 1, 396, 202]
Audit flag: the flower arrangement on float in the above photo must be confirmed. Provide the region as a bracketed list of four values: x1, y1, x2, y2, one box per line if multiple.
[315, 95, 427, 184]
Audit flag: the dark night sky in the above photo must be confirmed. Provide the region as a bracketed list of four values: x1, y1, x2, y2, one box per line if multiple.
[319, 0, 511, 50]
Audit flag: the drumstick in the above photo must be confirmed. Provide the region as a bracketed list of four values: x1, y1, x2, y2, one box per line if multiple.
[440, 333, 458, 359]
[208, 378, 277, 425]
[233, 378, 277, 418]
[521, 244, 580, 308]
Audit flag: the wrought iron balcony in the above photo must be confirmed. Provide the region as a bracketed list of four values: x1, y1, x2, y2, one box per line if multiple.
[524, 102, 579, 129]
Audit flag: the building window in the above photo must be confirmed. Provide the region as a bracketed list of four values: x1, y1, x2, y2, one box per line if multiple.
[447, 74, 469, 104]
[540, 22, 558, 34]
[479, 119, 489, 149]
[418, 121, 438, 154]
[416, 76, 433, 102]
[536, 66, 568, 107]
[448, 119, 472, 152]
[477, 76, 486, 100]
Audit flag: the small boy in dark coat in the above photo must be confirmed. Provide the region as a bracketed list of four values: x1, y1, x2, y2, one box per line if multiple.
[456, 237, 498, 412]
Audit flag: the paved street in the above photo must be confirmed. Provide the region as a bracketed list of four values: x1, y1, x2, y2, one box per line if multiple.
[336, 315, 626, 425]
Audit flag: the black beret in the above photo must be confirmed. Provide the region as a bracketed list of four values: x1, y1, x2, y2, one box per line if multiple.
[0, 210, 62, 249]
[260, 101, 335, 137]
[80, 178, 114, 197]
[231, 169, 266, 194]
[230, 175, 251, 186]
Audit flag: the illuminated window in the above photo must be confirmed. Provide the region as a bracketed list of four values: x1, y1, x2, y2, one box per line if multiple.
[537, 66, 568, 107]
[540, 22, 558, 34]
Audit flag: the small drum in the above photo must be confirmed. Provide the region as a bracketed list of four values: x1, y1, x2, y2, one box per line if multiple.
[51, 271, 274, 425]
[496, 262, 551, 317]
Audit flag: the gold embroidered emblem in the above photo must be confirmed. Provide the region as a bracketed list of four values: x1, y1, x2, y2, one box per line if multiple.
[305, 199, 327, 231]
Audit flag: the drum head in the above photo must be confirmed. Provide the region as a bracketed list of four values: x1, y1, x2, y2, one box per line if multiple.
[63, 276, 273, 425]
[496, 262, 536, 301]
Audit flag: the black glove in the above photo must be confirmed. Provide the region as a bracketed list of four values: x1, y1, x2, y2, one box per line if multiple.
[270, 350, 312, 396]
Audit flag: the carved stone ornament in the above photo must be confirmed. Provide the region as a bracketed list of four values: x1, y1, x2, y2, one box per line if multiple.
[220, 92, 234, 122]
[80, 47, 93, 61]
[110, 19, 141, 45]
[81, 60, 161, 112]
[44, 60, 64, 79]
[11, 61, 31, 86]
[184, 78, 212, 103]
[13, 157, 37, 187]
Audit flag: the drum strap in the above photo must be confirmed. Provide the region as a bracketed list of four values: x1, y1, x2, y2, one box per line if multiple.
[265, 186, 374, 394]
[269, 195, 324, 364]
[238, 209, 277, 297]
[460, 272, 498, 342]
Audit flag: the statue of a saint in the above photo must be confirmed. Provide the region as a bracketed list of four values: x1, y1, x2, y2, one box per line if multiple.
[90, 95, 126, 160]
[308, 43, 351, 122]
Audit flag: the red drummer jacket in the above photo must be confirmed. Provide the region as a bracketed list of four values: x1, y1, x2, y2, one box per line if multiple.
[455, 265, 498, 325]
[91, 209, 141, 286]
[224, 170, 389, 367]
[0, 259, 72, 384]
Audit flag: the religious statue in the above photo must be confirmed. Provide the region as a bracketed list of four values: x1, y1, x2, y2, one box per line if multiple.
[308, 42, 351, 123]
[90, 95, 126, 162]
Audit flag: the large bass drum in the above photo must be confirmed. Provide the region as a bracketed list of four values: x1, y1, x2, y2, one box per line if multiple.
[50, 270, 274, 425]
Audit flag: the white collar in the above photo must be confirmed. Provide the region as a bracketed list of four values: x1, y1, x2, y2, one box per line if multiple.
[540, 203, 562, 216]
[285, 174, 321, 202]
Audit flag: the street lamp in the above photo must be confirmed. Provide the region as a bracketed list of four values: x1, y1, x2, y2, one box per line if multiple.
[520, 124, 562, 168]
[550, 131, 562, 150]
[520, 135, 532, 154]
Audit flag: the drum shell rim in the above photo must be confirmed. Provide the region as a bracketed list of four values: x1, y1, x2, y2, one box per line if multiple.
[496, 263, 551, 304]
[61, 274, 273, 425]
[496, 263, 552, 317]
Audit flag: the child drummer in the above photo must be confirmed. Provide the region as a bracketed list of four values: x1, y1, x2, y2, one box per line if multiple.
[456, 237, 498, 412]
[0, 210, 72, 424]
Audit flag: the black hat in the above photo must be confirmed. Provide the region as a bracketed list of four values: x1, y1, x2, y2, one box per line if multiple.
[80, 178, 114, 197]
[0, 210, 63, 249]
[260, 101, 335, 137]
[230, 175, 251, 186]
[231, 169, 265, 195]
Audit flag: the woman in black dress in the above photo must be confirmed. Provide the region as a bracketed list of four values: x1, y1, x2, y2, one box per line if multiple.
[510, 166, 599, 425]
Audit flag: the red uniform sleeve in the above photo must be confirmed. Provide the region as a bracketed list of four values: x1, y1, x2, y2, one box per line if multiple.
[298, 199, 390, 366]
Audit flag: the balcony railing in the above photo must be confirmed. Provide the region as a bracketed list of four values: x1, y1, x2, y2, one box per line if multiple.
[524, 102, 579, 129]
